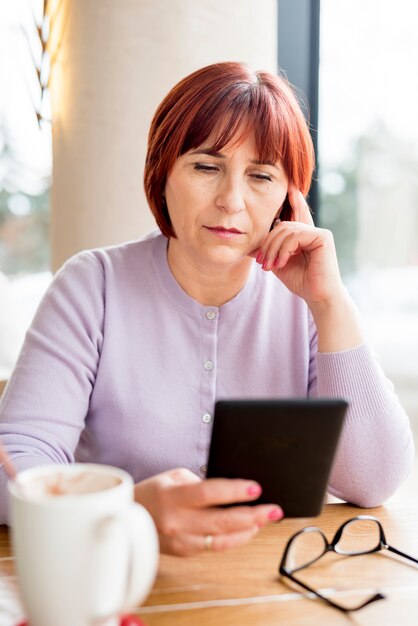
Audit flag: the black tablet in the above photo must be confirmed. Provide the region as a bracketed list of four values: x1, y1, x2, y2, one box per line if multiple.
[206, 399, 348, 517]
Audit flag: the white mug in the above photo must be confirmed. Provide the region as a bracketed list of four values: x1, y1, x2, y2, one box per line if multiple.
[8, 463, 159, 626]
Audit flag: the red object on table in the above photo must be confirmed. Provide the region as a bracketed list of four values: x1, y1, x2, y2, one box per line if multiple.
[120, 616, 147, 626]
[17, 617, 146, 626]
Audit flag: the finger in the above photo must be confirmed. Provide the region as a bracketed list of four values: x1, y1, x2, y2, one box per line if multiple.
[205, 503, 284, 534]
[260, 224, 323, 271]
[288, 185, 314, 226]
[272, 231, 303, 270]
[172, 478, 263, 508]
[274, 229, 325, 271]
[257, 226, 291, 271]
[174, 503, 283, 535]
[259, 223, 305, 271]
[248, 212, 286, 261]
[205, 525, 259, 553]
[165, 467, 201, 486]
[161, 525, 260, 556]
[247, 214, 283, 260]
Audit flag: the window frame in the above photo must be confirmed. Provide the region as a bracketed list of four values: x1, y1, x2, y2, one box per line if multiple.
[278, 0, 320, 218]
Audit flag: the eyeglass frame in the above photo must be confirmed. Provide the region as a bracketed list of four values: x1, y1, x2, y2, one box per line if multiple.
[278, 515, 418, 613]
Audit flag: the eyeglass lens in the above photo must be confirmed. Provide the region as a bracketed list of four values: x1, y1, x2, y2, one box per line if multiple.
[286, 518, 383, 572]
[335, 518, 381, 555]
[286, 530, 327, 571]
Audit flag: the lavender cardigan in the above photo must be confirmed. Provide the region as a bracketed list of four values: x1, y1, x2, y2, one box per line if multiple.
[0, 232, 414, 522]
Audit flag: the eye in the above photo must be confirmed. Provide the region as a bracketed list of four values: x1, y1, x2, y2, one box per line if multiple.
[193, 163, 219, 173]
[251, 173, 272, 182]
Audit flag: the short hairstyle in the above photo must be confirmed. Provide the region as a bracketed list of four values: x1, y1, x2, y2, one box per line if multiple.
[144, 62, 315, 238]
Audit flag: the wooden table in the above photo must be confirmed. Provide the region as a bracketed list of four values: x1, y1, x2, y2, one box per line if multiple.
[1, 501, 418, 625]
[0, 380, 7, 397]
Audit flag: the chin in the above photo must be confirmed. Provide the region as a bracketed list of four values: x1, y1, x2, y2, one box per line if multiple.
[202, 244, 249, 267]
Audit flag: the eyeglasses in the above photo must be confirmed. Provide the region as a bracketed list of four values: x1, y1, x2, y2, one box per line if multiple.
[279, 515, 418, 612]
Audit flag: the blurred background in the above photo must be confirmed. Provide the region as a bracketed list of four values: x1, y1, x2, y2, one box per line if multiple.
[1, 0, 417, 495]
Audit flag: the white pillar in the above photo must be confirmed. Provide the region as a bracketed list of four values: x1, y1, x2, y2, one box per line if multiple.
[50, 0, 278, 271]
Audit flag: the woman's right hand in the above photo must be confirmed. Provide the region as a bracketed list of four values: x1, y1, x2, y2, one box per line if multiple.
[134, 468, 283, 556]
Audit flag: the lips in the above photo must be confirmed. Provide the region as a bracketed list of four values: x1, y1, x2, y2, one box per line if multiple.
[205, 226, 244, 234]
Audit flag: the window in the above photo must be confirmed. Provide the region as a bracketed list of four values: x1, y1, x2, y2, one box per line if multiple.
[0, 0, 52, 379]
[319, 0, 418, 496]
[279, 0, 418, 499]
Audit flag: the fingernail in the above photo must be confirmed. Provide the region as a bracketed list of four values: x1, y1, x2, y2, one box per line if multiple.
[247, 484, 262, 497]
[268, 508, 283, 521]
[256, 252, 264, 264]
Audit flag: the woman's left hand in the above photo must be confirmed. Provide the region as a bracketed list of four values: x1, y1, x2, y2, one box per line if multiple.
[252, 185, 345, 310]
[251, 185, 364, 352]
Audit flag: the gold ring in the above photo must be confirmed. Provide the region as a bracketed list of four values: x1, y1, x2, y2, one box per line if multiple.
[203, 534, 214, 551]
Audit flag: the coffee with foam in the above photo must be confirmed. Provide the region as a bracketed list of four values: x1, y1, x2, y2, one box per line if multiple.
[19, 471, 121, 499]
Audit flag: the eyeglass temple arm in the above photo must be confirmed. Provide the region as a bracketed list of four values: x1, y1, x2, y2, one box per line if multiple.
[386, 544, 418, 565]
[281, 570, 385, 613]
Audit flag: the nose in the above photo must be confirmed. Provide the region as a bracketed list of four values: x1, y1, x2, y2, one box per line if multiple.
[215, 175, 246, 214]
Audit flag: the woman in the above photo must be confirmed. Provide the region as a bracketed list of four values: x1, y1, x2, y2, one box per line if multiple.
[0, 62, 414, 555]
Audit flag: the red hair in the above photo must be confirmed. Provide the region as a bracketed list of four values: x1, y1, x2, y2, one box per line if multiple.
[144, 62, 315, 237]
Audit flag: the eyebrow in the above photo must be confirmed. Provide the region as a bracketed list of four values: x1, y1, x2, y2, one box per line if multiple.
[189, 149, 279, 170]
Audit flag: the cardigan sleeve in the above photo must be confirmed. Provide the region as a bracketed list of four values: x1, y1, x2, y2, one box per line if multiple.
[313, 343, 415, 507]
[0, 251, 105, 523]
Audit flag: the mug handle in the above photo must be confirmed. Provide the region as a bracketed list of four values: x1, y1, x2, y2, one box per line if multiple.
[88, 503, 159, 622]
[122, 502, 159, 608]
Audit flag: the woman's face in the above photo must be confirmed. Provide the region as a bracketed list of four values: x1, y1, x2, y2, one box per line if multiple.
[164, 132, 288, 268]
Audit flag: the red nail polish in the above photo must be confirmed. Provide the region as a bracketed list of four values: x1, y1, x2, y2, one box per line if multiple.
[256, 252, 264, 264]
[247, 484, 262, 497]
[268, 508, 283, 521]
